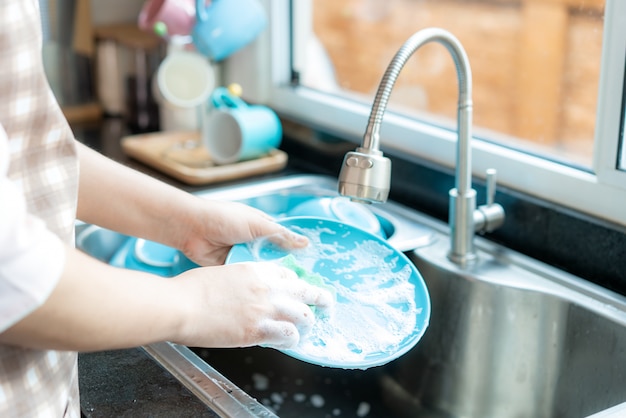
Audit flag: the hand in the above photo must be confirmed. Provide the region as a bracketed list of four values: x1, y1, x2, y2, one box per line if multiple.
[172, 261, 335, 349]
[172, 200, 308, 266]
[75, 145, 306, 266]
[0, 247, 333, 352]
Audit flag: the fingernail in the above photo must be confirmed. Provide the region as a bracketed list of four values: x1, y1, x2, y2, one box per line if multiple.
[291, 232, 309, 245]
[285, 229, 309, 244]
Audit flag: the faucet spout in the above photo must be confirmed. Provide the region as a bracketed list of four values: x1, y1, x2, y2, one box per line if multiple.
[338, 28, 504, 265]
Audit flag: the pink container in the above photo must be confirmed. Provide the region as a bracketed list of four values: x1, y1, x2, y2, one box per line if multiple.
[138, 0, 201, 36]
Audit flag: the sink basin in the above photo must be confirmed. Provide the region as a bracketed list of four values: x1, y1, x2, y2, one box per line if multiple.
[403, 230, 626, 418]
[192, 174, 435, 252]
[75, 174, 626, 418]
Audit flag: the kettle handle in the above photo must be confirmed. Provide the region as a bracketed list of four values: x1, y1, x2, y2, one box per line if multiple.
[196, 0, 213, 23]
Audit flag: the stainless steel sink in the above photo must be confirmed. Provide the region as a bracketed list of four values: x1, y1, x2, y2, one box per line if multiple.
[403, 227, 626, 418]
[192, 174, 436, 252]
[75, 174, 626, 418]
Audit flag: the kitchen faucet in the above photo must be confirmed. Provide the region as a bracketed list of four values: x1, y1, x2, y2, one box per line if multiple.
[338, 28, 505, 265]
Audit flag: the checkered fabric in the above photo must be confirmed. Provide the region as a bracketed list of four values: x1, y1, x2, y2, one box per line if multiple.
[0, 0, 80, 416]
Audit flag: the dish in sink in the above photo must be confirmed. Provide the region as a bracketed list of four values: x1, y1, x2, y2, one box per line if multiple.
[226, 216, 431, 370]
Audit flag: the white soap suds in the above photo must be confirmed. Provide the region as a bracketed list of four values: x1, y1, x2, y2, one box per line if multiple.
[293, 393, 307, 403]
[310, 394, 325, 408]
[270, 392, 284, 404]
[247, 222, 422, 367]
[356, 401, 371, 417]
[252, 373, 269, 391]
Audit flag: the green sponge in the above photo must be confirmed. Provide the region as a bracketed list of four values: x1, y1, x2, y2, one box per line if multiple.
[281, 254, 336, 313]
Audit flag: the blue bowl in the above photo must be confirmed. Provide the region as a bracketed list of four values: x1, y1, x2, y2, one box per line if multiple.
[110, 238, 198, 277]
[286, 197, 385, 238]
[226, 216, 430, 369]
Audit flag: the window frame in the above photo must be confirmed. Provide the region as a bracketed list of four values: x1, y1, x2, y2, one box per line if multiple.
[222, 0, 626, 226]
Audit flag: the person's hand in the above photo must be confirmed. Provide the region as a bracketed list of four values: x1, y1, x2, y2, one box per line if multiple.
[171, 200, 308, 266]
[75, 145, 305, 267]
[171, 261, 335, 349]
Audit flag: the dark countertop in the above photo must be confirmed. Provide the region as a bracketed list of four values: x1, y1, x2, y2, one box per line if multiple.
[79, 349, 218, 417]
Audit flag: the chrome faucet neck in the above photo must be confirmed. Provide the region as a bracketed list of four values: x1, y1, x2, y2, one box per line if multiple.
[338, 28, 504, 266]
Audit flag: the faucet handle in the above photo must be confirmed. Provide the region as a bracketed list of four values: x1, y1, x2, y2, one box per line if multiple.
[474, 168, 505, 233]
[485, 168, 497, 206]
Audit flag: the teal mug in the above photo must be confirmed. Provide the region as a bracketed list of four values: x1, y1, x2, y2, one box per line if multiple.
[203, 87, 282, 165]
[191, 0, 267, 62]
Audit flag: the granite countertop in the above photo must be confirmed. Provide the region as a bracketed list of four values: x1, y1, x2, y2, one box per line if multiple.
[79, 349, 218, 417]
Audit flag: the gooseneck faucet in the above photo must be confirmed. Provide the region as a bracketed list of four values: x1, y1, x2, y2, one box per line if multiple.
[338, 28, 505, 265]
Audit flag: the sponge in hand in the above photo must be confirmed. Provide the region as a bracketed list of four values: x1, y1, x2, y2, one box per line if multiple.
[280, 254, 336, 314]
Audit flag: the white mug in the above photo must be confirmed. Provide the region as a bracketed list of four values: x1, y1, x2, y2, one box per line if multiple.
[153, 50, 215, 131]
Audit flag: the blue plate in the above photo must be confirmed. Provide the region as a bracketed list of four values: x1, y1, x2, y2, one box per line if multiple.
[110, 237, 198, 277]
[286, 197, 385, 238]
[226, 216, 430, 369]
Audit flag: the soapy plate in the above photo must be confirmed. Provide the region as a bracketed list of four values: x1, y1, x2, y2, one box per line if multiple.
[226, 216, 431, 369]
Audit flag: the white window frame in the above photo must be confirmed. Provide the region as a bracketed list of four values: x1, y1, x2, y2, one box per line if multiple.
[223, 0, 626, 227]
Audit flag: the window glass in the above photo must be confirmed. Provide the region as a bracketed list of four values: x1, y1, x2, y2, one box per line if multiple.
[618, 130, 626, 171]
[621, 71, 626, 171]
[298, 0, 605, 168]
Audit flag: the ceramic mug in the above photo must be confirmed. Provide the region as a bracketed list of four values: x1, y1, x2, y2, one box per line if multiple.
[138, 0, 198, 36]
[191, 0, 267, 61]
[153, 50, 215, 130]
[203, 87, 282, 164]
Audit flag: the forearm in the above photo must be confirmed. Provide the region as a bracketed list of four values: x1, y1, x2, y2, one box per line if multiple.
[0, 246, 332, 352]
[76, 142, 199, 248]
[74, 142, 308, 268]
[0, 246, 189, 351]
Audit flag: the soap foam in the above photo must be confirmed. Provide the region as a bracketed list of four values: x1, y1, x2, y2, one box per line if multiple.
[247, 223, 421, 367]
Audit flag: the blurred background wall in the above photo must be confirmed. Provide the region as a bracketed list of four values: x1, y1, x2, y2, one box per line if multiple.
[91, 0, 143, 25]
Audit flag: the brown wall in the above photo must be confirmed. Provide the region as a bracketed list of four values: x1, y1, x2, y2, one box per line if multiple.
[313, 0, 604, 164]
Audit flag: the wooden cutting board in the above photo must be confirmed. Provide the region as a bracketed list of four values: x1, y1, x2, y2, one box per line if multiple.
[121, 131, 288, 185]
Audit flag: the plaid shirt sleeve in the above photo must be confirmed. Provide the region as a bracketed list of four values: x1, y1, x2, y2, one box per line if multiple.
[0, 124, 66, 333]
